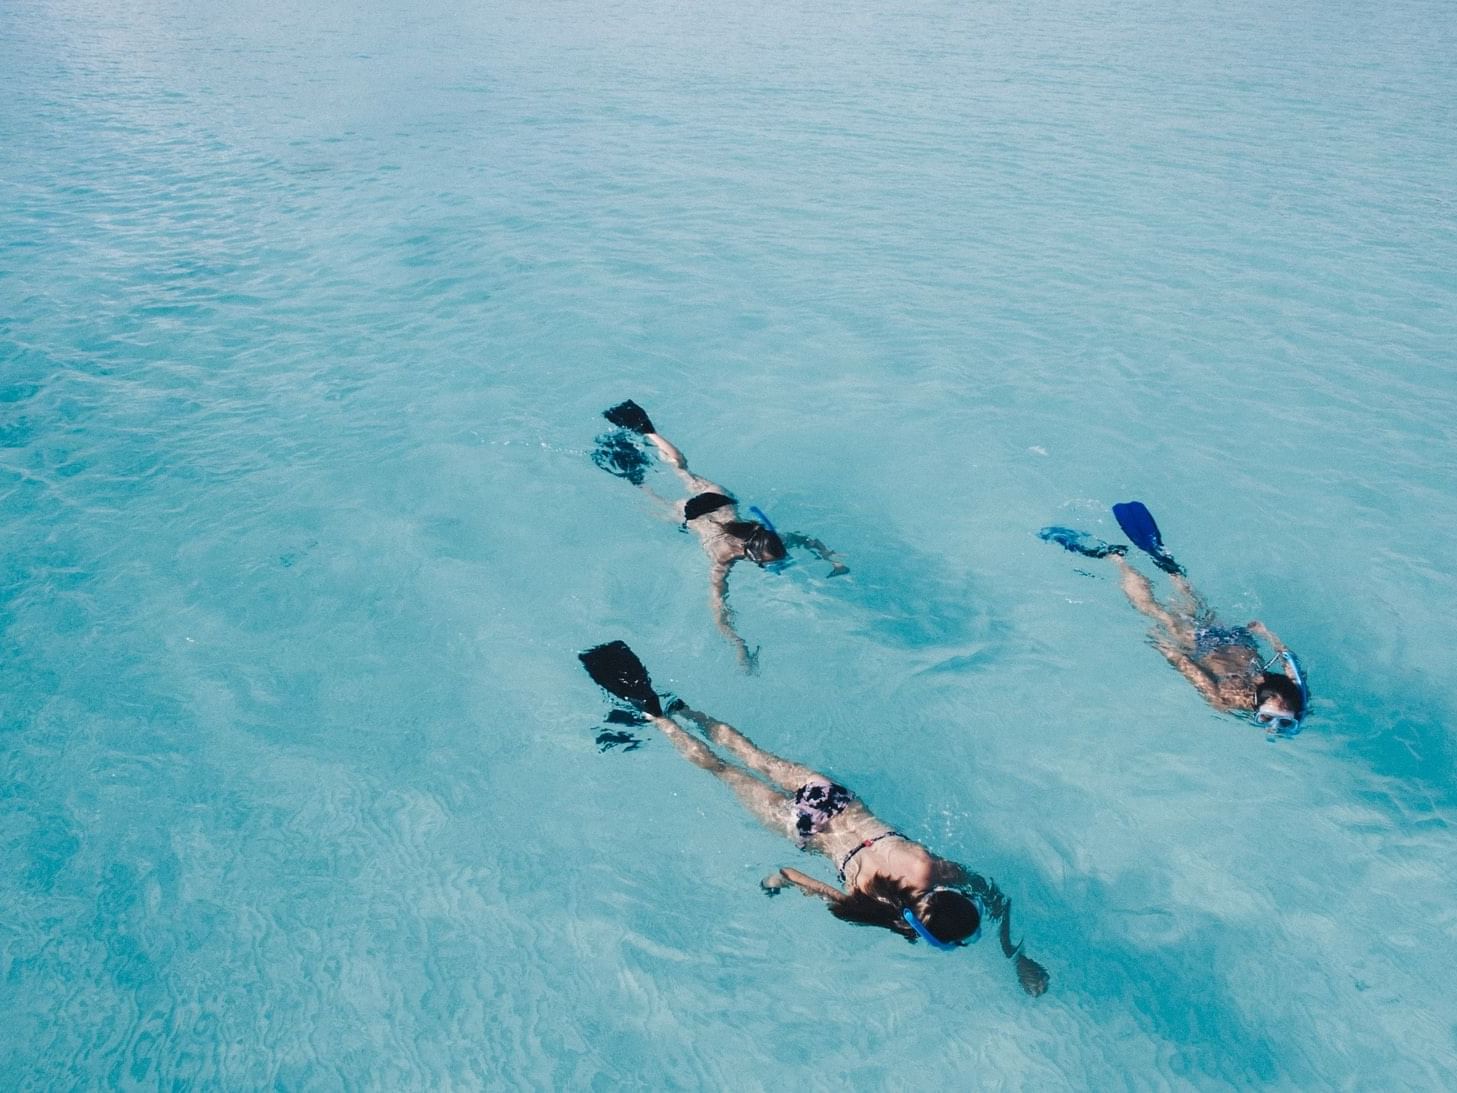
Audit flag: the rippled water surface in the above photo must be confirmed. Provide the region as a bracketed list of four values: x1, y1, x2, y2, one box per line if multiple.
[4, 0, 1456, 1085]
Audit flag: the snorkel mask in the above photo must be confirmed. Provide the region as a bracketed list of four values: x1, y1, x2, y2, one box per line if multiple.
[744, 506, 789, 570]
[1255, 649, 1308, 737]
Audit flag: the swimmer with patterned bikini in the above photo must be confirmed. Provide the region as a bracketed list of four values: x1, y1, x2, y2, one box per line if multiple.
[579, 640, 1051, 996]
[592, 399, 848, 671]
[1041, 501, 1308, 735]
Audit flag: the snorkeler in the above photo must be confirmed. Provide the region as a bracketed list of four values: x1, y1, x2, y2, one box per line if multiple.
[579, 640, 1051, 996]
[592, 400, 848, 671]
[1040, 501, 1309, 737]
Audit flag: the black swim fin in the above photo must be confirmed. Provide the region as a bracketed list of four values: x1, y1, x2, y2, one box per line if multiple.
[603, 399, 656, 435]
[591, 432, 652, 485]
[1037, 526, 1127, 559]
[1111, 501, 1184, 575]
[579, 640, 663, 717]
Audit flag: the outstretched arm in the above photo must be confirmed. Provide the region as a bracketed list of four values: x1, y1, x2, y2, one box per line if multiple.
[1246, 620, 1288, 657]
[709, 561, 757, 672]
[761, 867, 845, 903]
[1153, 642, 1229, 711]
[783, 532, 850, 577]
[935, 861, 1050, 997]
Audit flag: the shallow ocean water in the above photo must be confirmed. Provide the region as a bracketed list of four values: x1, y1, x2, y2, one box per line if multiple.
[3, 0, 1456, 1086]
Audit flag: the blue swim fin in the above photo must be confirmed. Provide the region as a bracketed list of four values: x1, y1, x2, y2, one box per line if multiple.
[1111, 501, 1184, 575]
[1037, 526, 1127, 560]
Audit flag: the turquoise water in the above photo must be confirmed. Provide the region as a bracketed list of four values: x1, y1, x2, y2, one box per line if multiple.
[4, 0, 1456, 1084]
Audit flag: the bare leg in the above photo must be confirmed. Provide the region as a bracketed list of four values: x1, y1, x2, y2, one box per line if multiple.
[1111, 555, 1188, 639]
[648, 714, 789, 830]
[674, 705, 820, 791]
[645, 432, 726, 496]
[1169, 573, 1203, 619]
[631, 480, 685, 521]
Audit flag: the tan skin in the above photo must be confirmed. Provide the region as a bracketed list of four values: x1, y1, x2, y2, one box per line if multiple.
[1110, 555, 1298, 721]
[642, 431, 848, 672]
[644, 701, 1050, 996]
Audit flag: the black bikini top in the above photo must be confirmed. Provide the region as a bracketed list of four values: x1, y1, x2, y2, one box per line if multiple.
[683, 492, 735, 522]
[837, 831, 904, 882]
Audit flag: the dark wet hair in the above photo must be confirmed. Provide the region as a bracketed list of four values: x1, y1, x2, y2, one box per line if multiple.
[1255, 671, 1306, 717]
[723, 521, 787, 566]
[921, 888, 981, 943]
[829, 876, 980, 945]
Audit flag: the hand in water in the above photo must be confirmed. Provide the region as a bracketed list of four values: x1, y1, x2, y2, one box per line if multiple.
[760, 872, 785, 897]
[738, 643, 761, 675]
[1016, 953, 1050, 997]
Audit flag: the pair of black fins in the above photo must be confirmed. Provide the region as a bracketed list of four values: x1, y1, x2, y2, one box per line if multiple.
[578, 404, 661, 715]
[582, 403, 724, 726]
[591, 400, 658, 485]
[1040, 501, 1184, 576]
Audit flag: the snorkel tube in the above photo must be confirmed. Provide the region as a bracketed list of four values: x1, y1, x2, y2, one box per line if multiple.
[1281, 649, 1308, 707]
[901, 906, 973, 951]
[1280, 650, 1309, 736]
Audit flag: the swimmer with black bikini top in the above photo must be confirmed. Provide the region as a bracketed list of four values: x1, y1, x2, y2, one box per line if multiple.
[593, 399, 848, 671]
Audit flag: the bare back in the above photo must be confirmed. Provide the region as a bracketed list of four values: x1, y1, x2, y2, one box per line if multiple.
[686, 503, 751, 568]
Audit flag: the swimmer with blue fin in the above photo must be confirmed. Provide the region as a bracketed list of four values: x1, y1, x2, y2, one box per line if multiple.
[593, 400, 848, 671]
[1040, 501, 1309, 737]
[579, 640, 1050, 995]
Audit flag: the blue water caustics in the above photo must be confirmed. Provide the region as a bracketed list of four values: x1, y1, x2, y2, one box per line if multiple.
[2, 0, 1456, 1086]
